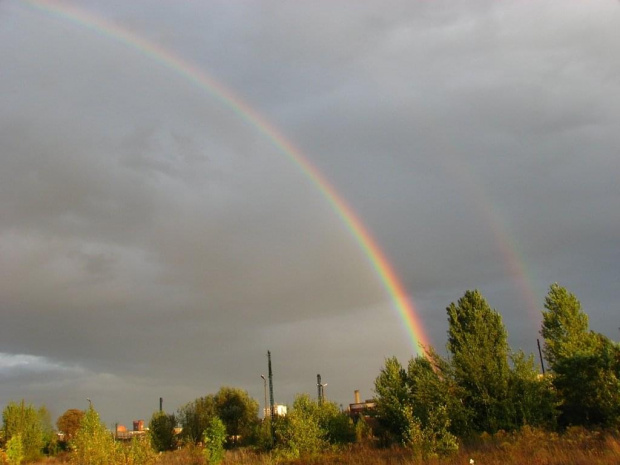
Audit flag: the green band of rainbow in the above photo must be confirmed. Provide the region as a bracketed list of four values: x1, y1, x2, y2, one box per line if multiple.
[21, 0, 430, 354]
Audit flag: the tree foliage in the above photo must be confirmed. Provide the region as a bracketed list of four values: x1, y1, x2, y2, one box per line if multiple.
[447, 290, 512, 433]
[274, 394, 354, 459]
[542, 283, 592, 366]
[70, 405, 116, 465]
[148, 411, 177, 452]
[374, 354, 459, 455]
[116, 435, 156, 465]
[5, 434, 24, 465]
[213, 386, 259, 447]
[203, 417, 226, 465]
[56, 409, 85, 442]
[274, 394, 327, 460]
[541, 284, 620, 427]
[178, 387, 259, 447]
[508, 350, 557, 429]
[374, 288, 563, 447]
[177, 395, 216, 444]
[2, 400, 46, 462]
[374, 357, 409, 443]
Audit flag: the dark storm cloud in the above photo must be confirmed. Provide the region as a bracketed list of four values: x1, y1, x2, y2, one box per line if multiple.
[1, 0, 619, 425]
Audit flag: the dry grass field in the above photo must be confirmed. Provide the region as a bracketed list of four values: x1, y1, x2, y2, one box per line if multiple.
[29, 427, 620, 465]
[146, 427, 620, 465]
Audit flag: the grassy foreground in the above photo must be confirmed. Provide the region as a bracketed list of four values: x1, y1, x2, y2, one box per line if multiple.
[170, 427, 620, 465]
[32, 427, 620, 465]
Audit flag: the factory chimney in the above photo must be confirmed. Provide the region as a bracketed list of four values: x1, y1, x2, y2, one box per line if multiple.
[354, 390, 361, 404]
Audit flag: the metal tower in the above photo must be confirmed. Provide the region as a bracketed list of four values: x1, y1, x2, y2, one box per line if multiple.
[268, 351, 275, 418]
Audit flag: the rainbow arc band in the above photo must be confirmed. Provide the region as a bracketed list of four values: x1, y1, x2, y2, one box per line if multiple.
[22, 0, 429, 354]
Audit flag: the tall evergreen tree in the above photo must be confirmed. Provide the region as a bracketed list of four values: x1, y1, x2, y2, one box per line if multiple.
[446, 290, 511, 433]
[374, 357, 409, 444]
[541, 284, 620, 427]
[541, 283, 592, 366]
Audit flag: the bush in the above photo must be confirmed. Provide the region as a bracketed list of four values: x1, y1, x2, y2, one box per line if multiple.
[203, 417, 226, 465]
[70, 406, 116, 465]
[5, 435, 24, 465]
[149, 412, 177, 452]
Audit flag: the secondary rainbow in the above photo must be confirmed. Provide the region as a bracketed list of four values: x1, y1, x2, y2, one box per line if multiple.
[22, 0, 430, 353]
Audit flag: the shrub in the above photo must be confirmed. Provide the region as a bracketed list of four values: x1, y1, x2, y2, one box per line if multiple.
[5, 435, 24, 465]
[203, 416, 226, 465]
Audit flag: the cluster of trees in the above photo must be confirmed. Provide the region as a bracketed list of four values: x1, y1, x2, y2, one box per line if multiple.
[151, 386, 358, 461]
[1, 403, 156, 465]
[0, 386, 357, 464]
[272, 393, 358, 460]
[1, 284, 617, 463]
[173, 386, 260, 448]
[373, 284, 620, 458]
[0, 401, 56, 464]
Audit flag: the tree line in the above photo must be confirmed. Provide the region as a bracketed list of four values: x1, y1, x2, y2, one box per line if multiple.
[1, 283, 618, 463]
[373, 284, 620, 458]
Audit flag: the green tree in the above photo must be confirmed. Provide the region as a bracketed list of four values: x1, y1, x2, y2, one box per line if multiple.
[402, 404, 458, 460]
[70, 405, 116, 465]
[541, 283, 592, 366]
[274, 394, 326, 460]
[5, 434, 24, 465]
[56, 409, 85, 442]
[406, 352, 471, 438]
[446, 290, 511, 433]
[148, 411, 177, 452]
[213, 387, 259, 447]
[2, 400, 45, 462]
[117, 435, 156, 465]
[374, 353, 459, 455]
[203, 417, 226, 465]
[177, 395, 216, 444]
[541, 284, 620, 427]
[321, 408, 355, 445]
[254, 416, 274, 451]
[553, 333, 620, 427]
[507, 350, 557, 428]
[373, 357, 409, 444]
[38, 406, 55, 456]
[406, 356, 449, 427]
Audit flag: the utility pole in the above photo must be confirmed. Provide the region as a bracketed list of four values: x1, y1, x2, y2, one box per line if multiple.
[268, 351, 275, 418]
[317, 374, 323, 405]
[267, 351, 275, 447]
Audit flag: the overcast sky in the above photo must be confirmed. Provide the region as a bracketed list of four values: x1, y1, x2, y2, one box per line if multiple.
[1, 0, 619, 427]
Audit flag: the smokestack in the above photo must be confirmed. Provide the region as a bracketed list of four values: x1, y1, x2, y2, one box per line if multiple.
[354, 390, 361, 404]
[159, 397, 163, 412]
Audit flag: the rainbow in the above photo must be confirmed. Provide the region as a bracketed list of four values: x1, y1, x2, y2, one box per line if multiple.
[21, 0, 430, 354]
[432, 141, 543, 339]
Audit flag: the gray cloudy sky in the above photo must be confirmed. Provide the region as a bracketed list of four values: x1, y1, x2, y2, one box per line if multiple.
[1, 0, 619, 427]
